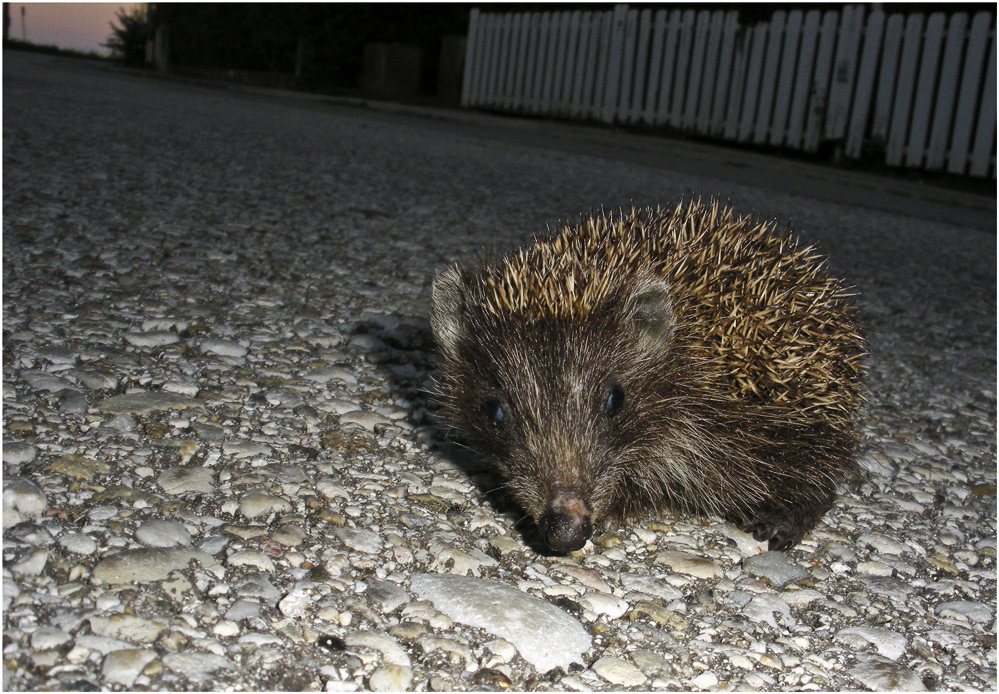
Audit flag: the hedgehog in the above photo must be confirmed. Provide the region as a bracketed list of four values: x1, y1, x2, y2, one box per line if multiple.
[430, 199, 865, 553]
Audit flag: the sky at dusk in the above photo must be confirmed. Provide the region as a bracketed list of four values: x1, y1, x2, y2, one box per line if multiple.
[8, 3, 137, 56]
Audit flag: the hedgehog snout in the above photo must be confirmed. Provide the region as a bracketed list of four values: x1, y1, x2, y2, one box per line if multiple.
[538, 492, 592, 553]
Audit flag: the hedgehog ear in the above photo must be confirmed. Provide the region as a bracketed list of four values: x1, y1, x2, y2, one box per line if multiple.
[623, 279, 675, 353]
[431, 265, 470, 359]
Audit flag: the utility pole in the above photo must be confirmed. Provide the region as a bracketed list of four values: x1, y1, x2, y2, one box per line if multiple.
[20, 5, 25, 42]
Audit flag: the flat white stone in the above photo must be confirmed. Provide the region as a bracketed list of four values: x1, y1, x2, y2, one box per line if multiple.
[3, 442, 37, 465]
[743, 551, 809, 586]
[75, 635, 136, 656]
[89, 614, 165, 644]
[227, 550, 276, 573]
[334, 527, 382, 555]
[67, 368, 119, 390]
[225, 599, 261, 621]
[302, 366, 358, 385]
[239, 491, 292, 519]
[3, 477, 47, 527]
[10, 549, 48, 575]
[213, 620, 239, 637]
[339, 410, 392, 431]
[101, 648, 158, 687]
[58, 532, 98, 555]
[579, 592, 629, 619]
[937, 600, 993, 624]
[93, 547, 221, 583]
[410, 573, 591, 672]
[368, 665, 413, 692]
[21, 370, 76, 392]
[365, 579, 410, 614]
[123, 330, 180, 347]
[136, 520, 192, 548]
[30, 626, 71, 651]
[158, 467, 216, 495]
[743, 594, 794, 630]
[162, 651, 234, 684]
[849, 659, 926, 691]
[200, 338, 248, 358]
[654, 550, 724, 580]
[691, 673, 719, 689]
[837, 626, 907, 660]
[592, 656, 647, 687]
[345, 630, 411, 667]
[222, 440, 274, 459]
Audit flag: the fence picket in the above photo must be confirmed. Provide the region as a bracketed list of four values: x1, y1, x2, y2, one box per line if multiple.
[710, 11, 739, 136]
[724, 25, 749, 140]
[925, 13, 966, 170]
[948, 11, 992, 174]
[602, 5, 627, 123]
[969, 27, 996, 177]
[886, 13, 924, 166]
[618, 8, 639, 120]
[825, 5, 865, 142]
[643, 11, 667, 124]
[581, 13, 601, 119]
[683, 10, 710, 130]
[670, 10, 695, 128]
[846, 8, 885, 158]
[694, 11, 723, 134]
[628, 9, 653, 122]
[786, 10, 820, 149]
[655, 9, 682, 126]
[769, 10, 801, 146]
[461, 4, 995, 177]
[754, 10, 785, 144]
[739, 23, 768, 142]
[871, 13, 903, 142]
[804, 10, 839, 152]
[905, 13, 947, 168]
[498, 13, 515, 109]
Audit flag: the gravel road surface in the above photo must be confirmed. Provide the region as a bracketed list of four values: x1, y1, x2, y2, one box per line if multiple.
[3, 50, 995, 692]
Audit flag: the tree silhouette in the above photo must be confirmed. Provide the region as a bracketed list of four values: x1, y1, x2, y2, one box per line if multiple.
[104, 5, 150, 66]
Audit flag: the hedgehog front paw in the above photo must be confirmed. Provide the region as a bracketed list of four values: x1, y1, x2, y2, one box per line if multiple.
[730, 514, 807, 551]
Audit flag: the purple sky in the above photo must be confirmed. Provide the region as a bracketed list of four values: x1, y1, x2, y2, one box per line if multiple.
[10, 3, 136, 56]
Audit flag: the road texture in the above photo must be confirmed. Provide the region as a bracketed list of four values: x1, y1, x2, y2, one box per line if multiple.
[3, 49, 996, 691]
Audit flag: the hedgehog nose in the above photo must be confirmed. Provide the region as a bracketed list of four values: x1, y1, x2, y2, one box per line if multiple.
[539, 494, 592, 553]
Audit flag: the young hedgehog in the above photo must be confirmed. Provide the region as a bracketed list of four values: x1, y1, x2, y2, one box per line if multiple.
[431, 199, 865, 553]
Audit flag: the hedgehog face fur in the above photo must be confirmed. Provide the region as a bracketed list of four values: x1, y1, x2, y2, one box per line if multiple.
[431, 200, 865, 553]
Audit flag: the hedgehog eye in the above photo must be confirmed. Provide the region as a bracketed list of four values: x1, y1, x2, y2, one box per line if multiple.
[482, 397, 505, 426]
[604, 384, 625, 416]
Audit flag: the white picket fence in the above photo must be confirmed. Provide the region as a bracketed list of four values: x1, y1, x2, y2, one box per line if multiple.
[461, 4, 996, 178]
